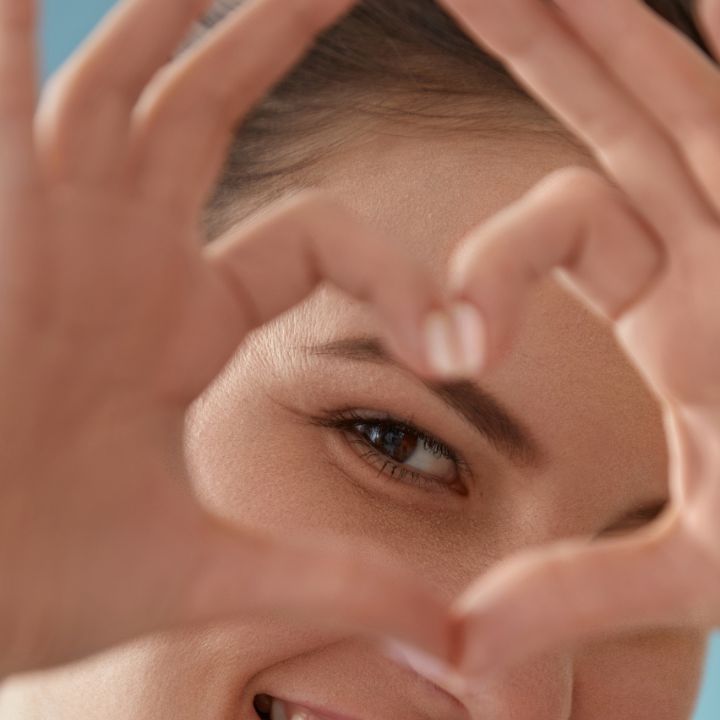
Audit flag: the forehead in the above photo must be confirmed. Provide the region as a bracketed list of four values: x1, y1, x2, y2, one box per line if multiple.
[274, 122, 669, 508]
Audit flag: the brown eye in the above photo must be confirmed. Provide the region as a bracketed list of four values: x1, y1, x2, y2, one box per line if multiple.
[309, 407, 471, 496]
[352, 419, 456, 481]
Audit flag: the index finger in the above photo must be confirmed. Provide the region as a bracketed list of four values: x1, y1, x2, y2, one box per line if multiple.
[43, 0, 215, 106]
[189, 520, 456, 663]
[550, 0, 720, 218]
[436, 0, 715, 241]
[127, 0, 358, 211]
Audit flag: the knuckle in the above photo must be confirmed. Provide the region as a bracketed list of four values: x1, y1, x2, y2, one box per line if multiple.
[146, 73, 228, 130]
[36, 70, 89, 143]
[539, 165, 602, 193]
[286, 187, 334, 213]
[536, 166, 614, 208]
[280, 188, 351, 233]
[268, 190, 333, 241]
[37, 71, 67, 119]
[596, 124, 665, 173]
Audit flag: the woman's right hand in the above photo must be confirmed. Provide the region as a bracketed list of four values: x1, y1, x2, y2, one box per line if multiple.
[0, 0, 461, 676]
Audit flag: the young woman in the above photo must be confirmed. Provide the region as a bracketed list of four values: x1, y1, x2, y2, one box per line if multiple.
[0, 0, 719, 717]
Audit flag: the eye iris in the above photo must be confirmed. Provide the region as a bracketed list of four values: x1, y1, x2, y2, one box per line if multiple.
[357, 422, 417, 464]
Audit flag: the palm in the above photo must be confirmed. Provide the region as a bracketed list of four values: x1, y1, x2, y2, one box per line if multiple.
[0, 181, 230, 670]
[0, 0, 454, 677]
[33, 185, 238, 402]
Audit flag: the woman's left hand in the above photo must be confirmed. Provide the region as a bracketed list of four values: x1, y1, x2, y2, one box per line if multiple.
[415, 0, 720, 689]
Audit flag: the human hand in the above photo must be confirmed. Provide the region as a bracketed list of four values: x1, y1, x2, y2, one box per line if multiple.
[0, 0, 460, 676]
[391, 0, 720, 692]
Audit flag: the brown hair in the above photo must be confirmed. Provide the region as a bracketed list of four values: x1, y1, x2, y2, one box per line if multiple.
[175, 1, 713, 241]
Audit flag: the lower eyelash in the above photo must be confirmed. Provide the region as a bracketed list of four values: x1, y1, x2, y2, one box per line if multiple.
[311, 407, 470, 496]
[346, 435, 445, 490]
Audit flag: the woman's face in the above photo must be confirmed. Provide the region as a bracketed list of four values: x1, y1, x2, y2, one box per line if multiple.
[0, 113, 710, 719]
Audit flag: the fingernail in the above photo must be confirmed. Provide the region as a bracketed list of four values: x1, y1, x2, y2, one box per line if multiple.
[380, 639, 469, 697]
[423, 309, 461, 377]
[449, 301, 486, 375]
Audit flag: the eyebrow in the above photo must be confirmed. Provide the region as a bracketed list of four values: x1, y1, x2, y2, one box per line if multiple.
[301, 335, 548, 470]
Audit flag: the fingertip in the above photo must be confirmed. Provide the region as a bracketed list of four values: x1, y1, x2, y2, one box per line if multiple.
[378, 637, 472, 698]
[418, 300, 489, 381]
[449, 301, 488, 376]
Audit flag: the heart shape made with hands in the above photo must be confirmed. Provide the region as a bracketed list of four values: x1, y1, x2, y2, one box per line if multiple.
[0, 0, 719, 693]
[378, 0, 720, 695]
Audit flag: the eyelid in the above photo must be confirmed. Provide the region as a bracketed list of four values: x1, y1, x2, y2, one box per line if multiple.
[310, 406, 474, 495]
[343, 434, 467, 496]
[317, 406, 471, 470]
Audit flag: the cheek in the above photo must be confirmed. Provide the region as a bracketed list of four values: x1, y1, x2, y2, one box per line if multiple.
[186, 390, 357, 535]
[571, 628, 709, 718]
[184, 375, 480, 599]
[185, 381, 317, 534]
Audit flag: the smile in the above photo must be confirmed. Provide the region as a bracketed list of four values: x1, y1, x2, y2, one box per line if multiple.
[253, 693, 364, 720]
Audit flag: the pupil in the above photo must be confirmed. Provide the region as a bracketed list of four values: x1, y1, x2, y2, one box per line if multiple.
[358, 422, 418, 463]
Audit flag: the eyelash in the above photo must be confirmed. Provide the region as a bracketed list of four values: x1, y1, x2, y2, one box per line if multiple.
[310, 407, 471, 497]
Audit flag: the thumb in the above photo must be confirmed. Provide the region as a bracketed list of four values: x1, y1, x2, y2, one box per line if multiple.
[172, 513, 454, 661]
[448, 512, 713, 685]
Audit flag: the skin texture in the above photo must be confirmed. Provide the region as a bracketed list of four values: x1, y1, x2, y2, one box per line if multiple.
[2, 0, 720, 717]
[0, 109, 710, 718]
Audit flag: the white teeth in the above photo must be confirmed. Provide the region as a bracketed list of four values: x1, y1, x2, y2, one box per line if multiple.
[270, 698, 288, 720]
[270, 697, 318, 720]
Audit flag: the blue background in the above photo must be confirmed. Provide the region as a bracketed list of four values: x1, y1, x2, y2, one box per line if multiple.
[39, 1, 719, 717]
